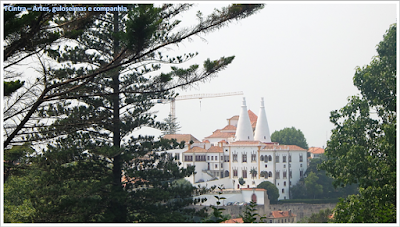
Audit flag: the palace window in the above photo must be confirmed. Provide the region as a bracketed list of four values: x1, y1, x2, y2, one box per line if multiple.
[251, 154, 256, 162]
[224, 155, 230, 162]
[276, 170, 280, 179]
[269, 155, 272, 161]
[233, 154, 238, 162]
[184, 155, 193, 161]
[275, 155, 279, 163]
[289, 154, 292, 162]
[260, 155, 264, 161]
[283, 170, 287, 179]
[300, 170, 304, 178]
[299, 154, 303, 162]
[242, 154, 247, 163]
[242, 170, 247, 178]
[283, 155, 286, 163]
[233, 169, 238, 177]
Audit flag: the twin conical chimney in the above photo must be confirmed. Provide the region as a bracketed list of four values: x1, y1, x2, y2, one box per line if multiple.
[235, 98, 254, 141]
[254, 97, 271, 142]
[235, 97, 271, 142]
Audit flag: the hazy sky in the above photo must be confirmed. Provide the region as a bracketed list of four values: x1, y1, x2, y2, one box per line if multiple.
[136, 2, 398, 148]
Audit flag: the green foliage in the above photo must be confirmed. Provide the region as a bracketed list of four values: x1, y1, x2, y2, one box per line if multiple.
[298, 208, 332, 223]
[271, 127, 308, 149]
[240, 200, 265, 223]
[162, 114, 181, 135]
[319, 24, 396, 223]
[291, 157, 359, 200]
[3, 3, 264, 223]
[202, 186, 229, 223]
[238, 177, 246, 186]
[4, 80, 25, 96]
[304, 172, 323, 199]
[4, 173, 37, 223]
[3, 143, 35, 182]
[257, 181, 279, 203]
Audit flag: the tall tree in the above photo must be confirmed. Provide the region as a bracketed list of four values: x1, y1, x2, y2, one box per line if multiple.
[319, 24, 396, 223]
[3, 4, 264, 223]
[270, 127, 308, 149]
[257, 181, 279, 203]
[3, 3, 101, 148]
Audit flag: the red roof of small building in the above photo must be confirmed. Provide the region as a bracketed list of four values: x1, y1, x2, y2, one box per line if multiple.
[269, 210, 297, 218]
[308, 147, 325, 154]
[222, 218, 243, 223]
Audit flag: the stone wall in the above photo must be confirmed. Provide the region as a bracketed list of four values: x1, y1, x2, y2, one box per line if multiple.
[189, 203, 336, 221]
[268, 203, 337, 220]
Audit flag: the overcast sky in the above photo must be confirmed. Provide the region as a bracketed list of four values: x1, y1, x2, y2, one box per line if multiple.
[136, 2, 398, 148]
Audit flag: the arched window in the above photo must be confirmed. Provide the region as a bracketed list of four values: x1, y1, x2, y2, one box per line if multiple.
[260, 155, 264, 161]
[225, 170, 229, 178]
[251, 193, 257, 203]
[268, 155, 272, 161]
[269, 171, 272, 177]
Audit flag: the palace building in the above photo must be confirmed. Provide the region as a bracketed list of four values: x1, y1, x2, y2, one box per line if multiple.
[162, 97, 307, 200]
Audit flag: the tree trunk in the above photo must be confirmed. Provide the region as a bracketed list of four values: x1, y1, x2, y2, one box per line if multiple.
[110, 11, 126, 222]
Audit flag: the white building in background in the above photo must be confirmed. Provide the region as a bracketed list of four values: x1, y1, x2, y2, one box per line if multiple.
[162, 97, 307, 200]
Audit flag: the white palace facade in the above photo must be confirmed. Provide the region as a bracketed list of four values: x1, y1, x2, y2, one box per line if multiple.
[162, 98, 307, 200]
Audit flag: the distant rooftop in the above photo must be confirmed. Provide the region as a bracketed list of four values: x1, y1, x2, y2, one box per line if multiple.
[308, 147, 325, 154]
[163, 134, 200, 143]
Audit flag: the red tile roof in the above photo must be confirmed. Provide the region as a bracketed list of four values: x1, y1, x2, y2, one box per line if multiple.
[308, 147, 325, 154]
[207, 146, 223, 153]
[183, 146, 207, 153]
[222, 218, 243, 223]
[270, 210, 296, 218]
[205, 130, 235, 139]
[221, 124, 236, 131]
[248, 109, 258, 123]
[227, 115, 239, 121]
[163, 134, 200, 143]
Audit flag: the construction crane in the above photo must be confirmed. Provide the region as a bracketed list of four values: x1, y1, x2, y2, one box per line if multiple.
[157, 91, 244, 125]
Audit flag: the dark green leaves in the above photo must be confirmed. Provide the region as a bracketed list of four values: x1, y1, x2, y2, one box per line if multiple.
[319, 24, 396, 223]
[271, 127, 308, 149]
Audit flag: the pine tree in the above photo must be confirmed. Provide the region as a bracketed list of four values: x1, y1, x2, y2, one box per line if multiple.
[3, 4, 264, 223]
[162, 114, 181, 135]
